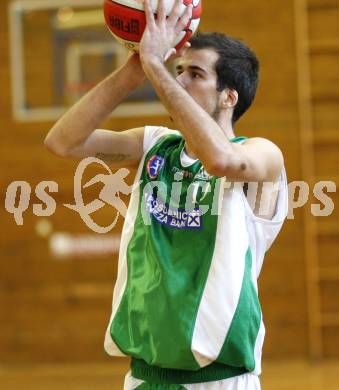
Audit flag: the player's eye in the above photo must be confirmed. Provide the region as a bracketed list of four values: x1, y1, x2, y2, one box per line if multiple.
[191, 72, 201, 79]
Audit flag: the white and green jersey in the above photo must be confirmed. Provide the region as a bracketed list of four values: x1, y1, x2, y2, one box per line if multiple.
[104, 126, 288, 383]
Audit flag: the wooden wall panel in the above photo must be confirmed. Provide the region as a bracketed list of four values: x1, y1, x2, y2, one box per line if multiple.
[23, 11, 55, 107]
[319, 235, 339, 268]
[323, 328, 339, 358]
[311, 53, 339, 100]
[315, 144, 339, 177]
[320, 281, 339, 313]
[309, 6, 338, 41]
[313, 102, 339, 134]
[306, 0, 339, 358]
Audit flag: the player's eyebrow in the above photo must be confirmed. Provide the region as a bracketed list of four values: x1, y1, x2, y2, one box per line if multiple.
[176, 64, 207, 74]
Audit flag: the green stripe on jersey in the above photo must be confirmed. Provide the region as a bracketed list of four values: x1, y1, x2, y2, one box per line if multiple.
[217, 247, 261, 370]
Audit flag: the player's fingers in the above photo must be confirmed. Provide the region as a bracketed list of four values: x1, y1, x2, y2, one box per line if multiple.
[157, 0, 166, 22]
[144, 0, 156, 28]
[175, 4, 192, 34]
[175, 41, 191, 57]
[164, 48, 177, 62]
[166, 41, 190, 61]
[167, 0, 182, 26]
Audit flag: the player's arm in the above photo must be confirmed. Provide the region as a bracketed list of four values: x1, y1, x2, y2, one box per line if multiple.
[150, 66, 283, 182]
[139, 0, 283, 182]
[44, 54, 145, 168]
[63, 126, 145, 168]
[218, 137, 284, 182]
[141, 60, 283, 181]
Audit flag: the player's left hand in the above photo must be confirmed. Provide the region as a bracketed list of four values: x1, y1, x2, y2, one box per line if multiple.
[139, 0, 193, 65]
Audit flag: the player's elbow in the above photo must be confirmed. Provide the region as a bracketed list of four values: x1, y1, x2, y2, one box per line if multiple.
[206, 155, 246, 178]
[44, 135, 69, 158]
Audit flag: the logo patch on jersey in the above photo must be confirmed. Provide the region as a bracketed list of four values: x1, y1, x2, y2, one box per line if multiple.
[144, 192, 203, 230]
[194, 167, 213, 181]
[187, 209, 201, 228]
[172, 166, 194, 180]
[146, 155, 165, 179]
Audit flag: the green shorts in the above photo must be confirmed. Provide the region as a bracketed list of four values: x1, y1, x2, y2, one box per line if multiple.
[123, 371, 261, 389]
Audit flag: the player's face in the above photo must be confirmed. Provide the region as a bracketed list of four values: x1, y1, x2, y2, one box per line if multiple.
[175, 48, 222, 120]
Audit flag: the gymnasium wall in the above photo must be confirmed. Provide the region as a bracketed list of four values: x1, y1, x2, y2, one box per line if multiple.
[1, 0, 338, 364]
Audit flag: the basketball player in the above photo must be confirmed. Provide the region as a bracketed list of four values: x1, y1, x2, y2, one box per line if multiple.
[44, 0, 288, 388]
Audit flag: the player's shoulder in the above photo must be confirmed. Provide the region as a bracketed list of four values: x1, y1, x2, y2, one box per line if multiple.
[145, 125, 180, 136]
[144, 125, 181, 151]
[243, 136, 280, 148]
[241, 137, 285, 181]
[243, 137, 284, 160]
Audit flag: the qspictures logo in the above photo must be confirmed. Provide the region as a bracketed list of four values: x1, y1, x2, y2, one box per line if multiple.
[64, 158, 136, 233]
[5, 157, 137, 234]
[4, 156, 337, 233]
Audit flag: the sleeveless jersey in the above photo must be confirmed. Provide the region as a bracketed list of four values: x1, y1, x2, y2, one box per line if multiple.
[104, 126, 288, 378]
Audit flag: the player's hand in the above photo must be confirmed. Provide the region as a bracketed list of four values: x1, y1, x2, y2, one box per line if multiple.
[139, 0, 193, 65]
[166, 41, 191, 62]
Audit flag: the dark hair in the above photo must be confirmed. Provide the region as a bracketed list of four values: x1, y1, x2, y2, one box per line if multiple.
[189, 32, 259, 124]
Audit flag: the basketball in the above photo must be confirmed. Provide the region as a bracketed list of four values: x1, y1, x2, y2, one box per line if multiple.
[103, 0, 202, 51]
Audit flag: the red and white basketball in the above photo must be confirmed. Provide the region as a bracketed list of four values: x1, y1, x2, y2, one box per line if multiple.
[103, 0, 202, 51]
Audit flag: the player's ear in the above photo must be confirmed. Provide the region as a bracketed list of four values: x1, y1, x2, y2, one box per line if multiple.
[220, 88, 238, 110]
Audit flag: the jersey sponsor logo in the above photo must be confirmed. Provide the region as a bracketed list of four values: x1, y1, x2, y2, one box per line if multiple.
[194, 167, 213, 181]
[172, 166, 194, 180]
[144, 192, 203, 230]
[187, 209, 202, 228]
[146, 155, 165, 179]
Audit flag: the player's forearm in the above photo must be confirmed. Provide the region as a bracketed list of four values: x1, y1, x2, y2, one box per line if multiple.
[44, 60, 145, 156]
[142, 58, 235, 173]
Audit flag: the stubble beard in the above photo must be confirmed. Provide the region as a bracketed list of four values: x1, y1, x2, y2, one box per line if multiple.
[211, 90, 222, 122]
[211, 105, 221, 122]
